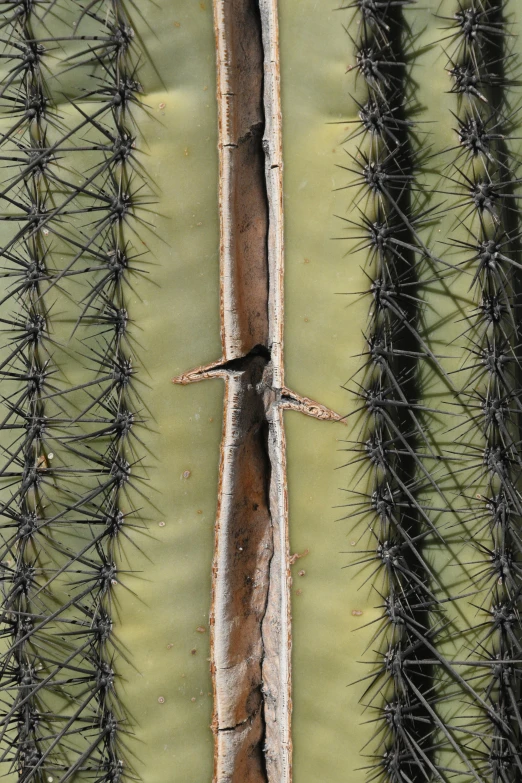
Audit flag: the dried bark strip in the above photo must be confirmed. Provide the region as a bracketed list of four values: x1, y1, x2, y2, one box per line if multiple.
[174, 0, 340, 780]
[214, 0, 269, 358]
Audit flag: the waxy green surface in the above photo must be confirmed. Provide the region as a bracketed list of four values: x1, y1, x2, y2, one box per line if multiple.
[89, 1, 222, 779]
[279, 2, 372, 780]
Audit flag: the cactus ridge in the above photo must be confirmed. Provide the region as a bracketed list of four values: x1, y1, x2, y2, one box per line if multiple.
[0, 0, 148, 780]
[0, 3, 69, 779]
[338, 2, 463, 781]
[434, 0, 522, 777]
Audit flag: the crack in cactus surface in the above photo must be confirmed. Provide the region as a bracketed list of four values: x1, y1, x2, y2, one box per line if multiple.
[174, 0, 341, 781]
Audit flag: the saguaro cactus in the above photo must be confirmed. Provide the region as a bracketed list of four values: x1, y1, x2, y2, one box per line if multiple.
[1, 0, 522, 782]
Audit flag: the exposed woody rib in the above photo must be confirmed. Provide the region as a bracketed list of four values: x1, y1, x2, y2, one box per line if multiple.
[173, 1, 339, 780]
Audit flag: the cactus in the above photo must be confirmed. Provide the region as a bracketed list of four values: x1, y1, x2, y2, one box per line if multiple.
[0, 0, 220, 780]
[2, 0, 522, 781]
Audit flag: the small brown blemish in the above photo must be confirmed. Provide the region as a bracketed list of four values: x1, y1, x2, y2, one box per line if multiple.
[158, 102, 166, 110]
[196, 626, 206, 634]
[209, 417, 214, 423]
[183, 470, 191, 479]
[158, 696, 165, 704]
[174, 21, 181, 27]
[304, 258, 310, 264]
[191, 697, 196, 702]
[304, 317, 309, 323]
[352, 609, 363, 617]
[167, 644, 173, 650]
[191, 648, 197, 655]
[184, 147, 189, 157]
[295, 589, 303, 596]
[199, 1, 206, 8]
[197, 509, 203, 515]
[298, 569, 306, 577]
[289, 548, 309, 565]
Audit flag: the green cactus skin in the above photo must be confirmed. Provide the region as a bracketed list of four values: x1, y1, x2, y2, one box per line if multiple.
[114, 4, 221, 777]
[0, 0, 221, 781]
[278, 2, 371, 781]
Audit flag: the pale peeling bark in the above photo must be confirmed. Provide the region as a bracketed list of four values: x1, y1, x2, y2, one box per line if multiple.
[173, 0, 340, 779]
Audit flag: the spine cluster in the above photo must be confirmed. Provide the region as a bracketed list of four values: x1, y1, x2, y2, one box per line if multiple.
[0, 3, 56, 779]
[441, 0, 522, 776]
[0, 0, 145, 779]
[340, 1, 453, 780]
